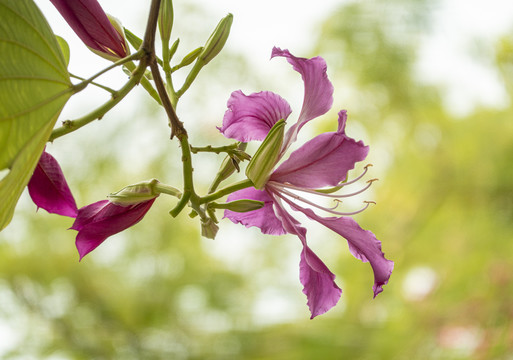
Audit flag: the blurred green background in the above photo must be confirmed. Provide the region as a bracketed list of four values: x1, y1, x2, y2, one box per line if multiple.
[1, 0, 513, 358]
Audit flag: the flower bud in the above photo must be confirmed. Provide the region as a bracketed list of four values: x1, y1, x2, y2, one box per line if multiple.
[211, 200, 265, 213]
[158, 0, 174, 45]
[201, 217, 219, 239]
[246, 119, 286, 189]
[198, 13, 233, 65]
[177, 47, 203, 68]
[108, 179, 159, 206]
[50, 0, 128, 61]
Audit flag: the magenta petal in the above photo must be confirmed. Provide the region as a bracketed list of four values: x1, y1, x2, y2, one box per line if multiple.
[271, 47, 334, 149]
[271, 197, 341, 318]
[50, 0, 126, 58]
[300, 245, 342, 319]
[28, 151, 78, 218]
[224, 187, 286, 235]
[71, 199, 156, 260]
[218, 90, 292, 142]
[271, 112, 369, 188]
[287, 200, 393, 297]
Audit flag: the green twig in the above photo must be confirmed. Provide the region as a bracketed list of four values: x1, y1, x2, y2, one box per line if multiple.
[199, 179, 254, 204]
[49, 57, 149, 141]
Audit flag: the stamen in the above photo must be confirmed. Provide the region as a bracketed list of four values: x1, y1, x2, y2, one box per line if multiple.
[342, 164, 373, 187]
[329, 199, 343, 210]
[270, 177, 377, 199]
[274, 187, 374, 216]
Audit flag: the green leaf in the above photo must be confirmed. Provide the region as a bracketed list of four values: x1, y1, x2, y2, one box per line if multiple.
[0, 0, 72, 230]
[55, 35, 70, 67]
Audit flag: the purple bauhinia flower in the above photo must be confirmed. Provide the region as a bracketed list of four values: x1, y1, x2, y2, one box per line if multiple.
[28, 151, 78, 218]
[218, 47, 394, 319]
[50, 0, 128, 60]
[70, 198, 157, 261]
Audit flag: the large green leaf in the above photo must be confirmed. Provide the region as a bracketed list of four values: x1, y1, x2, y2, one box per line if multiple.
[0, 0, 72, 230]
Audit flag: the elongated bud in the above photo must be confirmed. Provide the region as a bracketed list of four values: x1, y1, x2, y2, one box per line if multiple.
[177, 47, 203, 68]
[51, 0, 128, 60]
[211, 200, 264, 213]
[158, 0, 174, 45]
[199, 13, 233, 65]
[108, 179, 159, 206]
[124, 28, 142, 51]
[246, 120, 286, 189]
[88, 15, 130, 61]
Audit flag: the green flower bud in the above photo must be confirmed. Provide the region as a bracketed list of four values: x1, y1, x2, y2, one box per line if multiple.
[158, 0, 174, 45]
[210, 200, 265, 213]
[124, 28, 142, 51]
[199, 13, 233, 65]
[246, 119, 286, 189]
[201, 217, 219, 239]
[108, 179, 159, 206]
[176, 46, 203, 68]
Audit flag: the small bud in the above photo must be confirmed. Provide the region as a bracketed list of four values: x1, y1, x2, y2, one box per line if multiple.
[158, 0, 174, 45]
[210, 200, 265, 213]
[176, 47, 203, 68]
[124, 28, 142, 51]
[201, 218, 219, 239]
[108, 179, 159, 206]
[246, 119, 286, 189]
[198, 13, 233, 65]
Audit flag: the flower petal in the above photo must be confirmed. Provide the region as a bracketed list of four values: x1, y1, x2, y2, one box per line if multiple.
[271, 111, 368, 188]
[272, 196, 341, 318]
[300, 245, 342, 319]
[218, 90, 292, 142]
[286, 199, 394, 298]
[271, 47, 334, 149]
[71, 199, 156, 260]
[224, 187, 286, 235]
[50, 0, 127, 58]
[28, 151, 78, 218]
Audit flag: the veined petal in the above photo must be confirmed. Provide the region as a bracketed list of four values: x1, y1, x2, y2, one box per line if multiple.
[223, 187, 286, 235]
[71, 199, 156, 260]
[218, 90, 292, 142]
[272, 196, 341, 318]
[271, 111, 368, 188]
[50, 0, 127, 58]
[287, 200, 394, 298]
[271, 47, 334, 150]
[28, 151, 78, 218]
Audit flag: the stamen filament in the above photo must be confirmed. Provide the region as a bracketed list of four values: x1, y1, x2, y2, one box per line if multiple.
[273, 186, 374, 216]
[269, 177, 377, 199]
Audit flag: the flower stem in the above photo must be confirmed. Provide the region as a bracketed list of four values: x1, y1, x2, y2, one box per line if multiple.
[49, 57, 149, 141]
[69, 73, 116, 94]
[123, 61, 162, 105]
[190, 143, 239, 154]
[199, 179, 254, 204]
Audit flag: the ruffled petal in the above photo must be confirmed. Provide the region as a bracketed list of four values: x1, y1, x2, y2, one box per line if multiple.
[27, 151, 78, 218]
[223, 187, 286, 235]
[272, 196, 341, 318]
[71, 199, 156, 260]
[300, 245, 342, 319]
[218, 90, 292, 142]
[286, 199, 394, 298]
[271, 111, 368, 188]
[271, 47, 334, 150]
